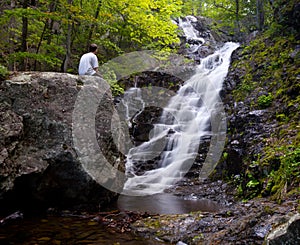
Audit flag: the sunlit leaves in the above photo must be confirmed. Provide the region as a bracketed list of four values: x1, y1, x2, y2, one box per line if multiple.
[0, 0, 183, 71]
[103, 0, 182, 51]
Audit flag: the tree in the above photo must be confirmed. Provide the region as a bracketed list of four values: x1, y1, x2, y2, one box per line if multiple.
[0, 0, 183, 72]
[197, 0, 273, 37]
[61, 0, 74, 72]
[256, 0, 265, 30]
[181, 0, 203, 16]
[101, 0, 182, 51]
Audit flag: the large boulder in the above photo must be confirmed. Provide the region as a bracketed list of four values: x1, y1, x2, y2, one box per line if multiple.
[0, 72, 123, 214]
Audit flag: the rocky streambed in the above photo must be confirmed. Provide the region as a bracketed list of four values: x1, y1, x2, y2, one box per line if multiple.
[0, 69, 299, 244]
[1, 176, 298, 244]
[128, 177, 299, 244]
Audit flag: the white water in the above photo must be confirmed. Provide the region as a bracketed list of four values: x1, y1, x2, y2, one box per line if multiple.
[178, 16, 205, 53]
[122, 18, 239, 196]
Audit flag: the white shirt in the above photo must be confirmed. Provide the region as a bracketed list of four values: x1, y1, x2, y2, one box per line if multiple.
[78, 52, 98, 75]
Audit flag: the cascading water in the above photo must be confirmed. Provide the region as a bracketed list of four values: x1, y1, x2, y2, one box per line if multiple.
[121, 17, 239, 196]
[178, 15, 205, 53]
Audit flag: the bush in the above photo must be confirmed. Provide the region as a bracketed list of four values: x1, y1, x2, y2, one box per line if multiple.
[0, 65, 9, 81]
[99, 64, 124, 96]
[257, 93, 273, 108]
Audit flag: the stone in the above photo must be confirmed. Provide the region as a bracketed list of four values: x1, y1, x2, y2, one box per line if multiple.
[266, 213, 300, 245]
[0, 72, 123, 214]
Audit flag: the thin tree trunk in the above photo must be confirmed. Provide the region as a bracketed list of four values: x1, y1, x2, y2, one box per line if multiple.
[8, 0, 17, 70]
[34, 0, 58, 70]
[257, 0, 265, 31]
[47, 0, 58, 45]
[21, 0, 29, 71]
[34, 23, 47, 70]
[235, 0, 241, 37]
[62, 0, 74, 72]
[86, 0, 102, 49]
[62, 22, 73, 72]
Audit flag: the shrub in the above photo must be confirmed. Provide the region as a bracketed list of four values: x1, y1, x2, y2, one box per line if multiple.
[257, 93, 273, 108]
[0, 65, 9, 81]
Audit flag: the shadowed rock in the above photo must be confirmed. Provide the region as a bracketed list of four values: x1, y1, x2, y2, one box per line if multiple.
[0, 72, 124, 214]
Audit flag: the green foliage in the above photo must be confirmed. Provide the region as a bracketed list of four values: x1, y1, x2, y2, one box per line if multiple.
[0, 0, 183, 73]
[99, 64, 124, 96]
[181, 0, 203, 16]
[257, 93, 273, 108]
[268, 146, 300, 202]
[236, 144, 300, 201]
[8, 52, 62, 69]
[241, 162, 262, 199]
[232, 62, 255, 101]
[0, 65, 9, 81]
[104, 0, 182, 51]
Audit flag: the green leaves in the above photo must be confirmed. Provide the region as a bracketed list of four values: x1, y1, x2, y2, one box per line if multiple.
[0, 65, 9, 81]
[9, 52, 62, 68]
[0, 0, 184, 72]
[257, 93, 273, 109]
[103, 0, 182, 51]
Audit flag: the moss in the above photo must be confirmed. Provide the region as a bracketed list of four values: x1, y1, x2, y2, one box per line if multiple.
[233, 31, 299, 101]
[241, 140, 300, 201]
[192, 234, 204, 242]
[263, 205, 275, 215]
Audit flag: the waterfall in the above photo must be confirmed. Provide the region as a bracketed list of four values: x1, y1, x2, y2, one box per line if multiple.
[178, 16, 205, 53]
[121, 17, 239, 196]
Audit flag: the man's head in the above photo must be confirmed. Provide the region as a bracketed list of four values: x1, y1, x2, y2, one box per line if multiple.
[89, 43, 98, 53]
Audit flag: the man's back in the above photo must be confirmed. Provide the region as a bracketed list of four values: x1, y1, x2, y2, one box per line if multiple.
[78, 52, 98, 75]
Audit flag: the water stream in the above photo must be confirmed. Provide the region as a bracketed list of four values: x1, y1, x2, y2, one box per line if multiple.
[1, 17, 239, 245]
[122, 17, 239, 197]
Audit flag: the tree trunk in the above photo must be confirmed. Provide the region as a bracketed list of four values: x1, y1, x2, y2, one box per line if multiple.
[62, 0, 73, 73]
[47, 0, 58, 45]
[21, 0, 29, 71]
[62, 23, 73, 72]
[35, 0, 58, 70]
[7, 0, 17, 70]
[235, 0, 241, 37]
[257, 0, 265, 30]
[86, 0, 102, 49]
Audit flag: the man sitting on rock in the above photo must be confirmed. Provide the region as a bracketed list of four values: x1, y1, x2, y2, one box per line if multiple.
[78, 43, 102, 77]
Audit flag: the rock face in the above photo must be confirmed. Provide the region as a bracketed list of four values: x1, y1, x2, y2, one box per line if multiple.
[0, 72, 122, 214]
[266, 213, 300, 245]
[217, 48, 279, 178]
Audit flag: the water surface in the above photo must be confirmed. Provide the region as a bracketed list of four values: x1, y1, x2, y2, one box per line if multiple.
[0, 215, 166, 244]
[118, 193, 221, 214]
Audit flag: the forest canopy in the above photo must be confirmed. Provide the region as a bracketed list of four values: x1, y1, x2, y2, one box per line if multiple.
[0, 0, 290, 73]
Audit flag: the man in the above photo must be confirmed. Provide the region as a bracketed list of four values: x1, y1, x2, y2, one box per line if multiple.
[78, 43, 101, 76]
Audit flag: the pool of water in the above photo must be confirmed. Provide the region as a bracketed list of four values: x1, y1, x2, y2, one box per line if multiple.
[118, 193, 221, 214]
[0, 193, 221, 244]
[0, 214, 166, 245]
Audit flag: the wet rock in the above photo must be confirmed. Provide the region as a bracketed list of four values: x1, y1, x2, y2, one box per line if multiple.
[131, 193, 299, 245]
[177, 241, 188, 245]
[133, 212, 204, 244]
[0, 72, 123, 215]
[266, 213, 300, 245]
[118, 71, 190, 92]
[0, 211, 23, 225]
